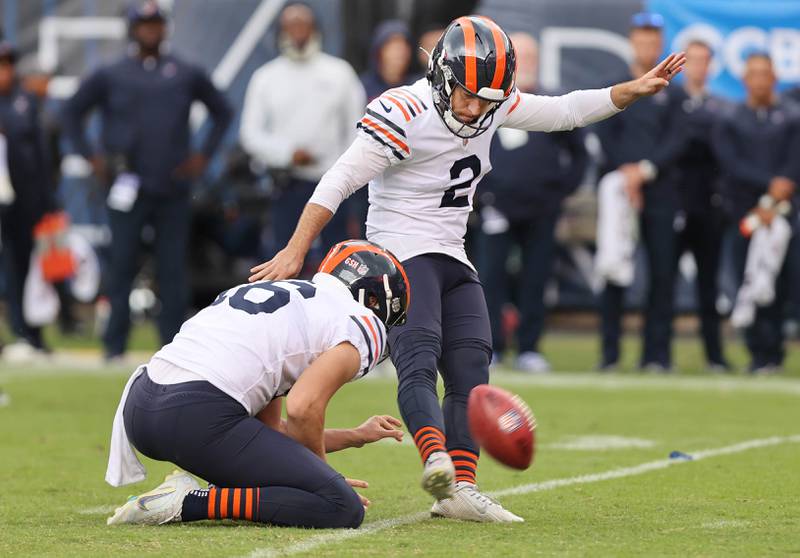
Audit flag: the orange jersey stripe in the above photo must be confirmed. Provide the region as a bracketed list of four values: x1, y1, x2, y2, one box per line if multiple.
[361, 316, 380, 358]
[245, 488, 254, 520]
[381, 94, 411, 121]
[207, 488, 217, 519]
[392, 89, 422, 113]
[458, 17, 478, 93]
[480, 17, 507, 90]
[220, 488, 229, 518]
[361, 117, 410, 154]
[232, 488, 242, 519]
[508, 92, 521, 114]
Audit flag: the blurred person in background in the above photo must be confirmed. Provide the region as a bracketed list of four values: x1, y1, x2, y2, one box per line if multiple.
[416, 25, 446, 76]
[779, 84, 800, 336]
[62, 1, 232, 361]
[240, 2, 365, 265]
[713, 52, 800, 373]
[354, 20, 415, 238]
[0, 41, 55, 359]
[669, 40, 731, 372]
[360, 20, 414, 102]
[477, 33, 588, 373]
[594, 13, 684, 372]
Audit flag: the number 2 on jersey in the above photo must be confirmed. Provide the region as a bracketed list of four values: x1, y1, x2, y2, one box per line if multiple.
[439, 155, 481, 208]
[211, 280, 316, 315]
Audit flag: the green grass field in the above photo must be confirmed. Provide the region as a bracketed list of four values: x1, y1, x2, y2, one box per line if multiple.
[1, 334, 799, 557]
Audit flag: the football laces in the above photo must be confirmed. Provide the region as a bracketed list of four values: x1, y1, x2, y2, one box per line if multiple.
[510, 394, 537, 432]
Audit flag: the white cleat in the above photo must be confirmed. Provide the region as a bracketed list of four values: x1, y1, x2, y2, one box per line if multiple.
[431, 482, 524, 523]
[107, 470, 200, 526]
[421, 451, 456, 501]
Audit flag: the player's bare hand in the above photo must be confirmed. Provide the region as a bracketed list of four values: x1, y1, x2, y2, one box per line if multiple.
[611, 53, 686, 109]
[768, 176, 795, 202]
[346, 478, 371, 507]
[356, 415, 404, 445]
[249, 246, 304, 282]
[641, 52, 686, 91]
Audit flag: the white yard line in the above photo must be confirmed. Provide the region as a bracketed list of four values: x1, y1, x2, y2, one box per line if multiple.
[246, 434, 800, 558]
[489, 371, 800, 397]
[7, 366, 800, 398]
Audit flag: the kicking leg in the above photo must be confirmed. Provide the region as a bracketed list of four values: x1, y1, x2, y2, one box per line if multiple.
[388, 256, 455, 499]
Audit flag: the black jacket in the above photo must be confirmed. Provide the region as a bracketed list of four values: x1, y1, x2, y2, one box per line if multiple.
[0, 84, 53, 221]
[593, 73, 684, 211]
[712, 100, 800, 221]
[62, 53, 232, 196]
[671, 90, 730, 214]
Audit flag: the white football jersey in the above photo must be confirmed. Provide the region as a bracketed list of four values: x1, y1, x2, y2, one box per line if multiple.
[153, 273, 386, 415]
[356, 79, 619, 268]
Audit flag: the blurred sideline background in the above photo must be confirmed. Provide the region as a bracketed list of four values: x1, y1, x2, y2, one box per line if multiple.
[1, 0, 799, 368]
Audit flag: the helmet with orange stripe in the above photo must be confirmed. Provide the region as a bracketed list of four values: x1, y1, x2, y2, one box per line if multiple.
[318, 240, 410, 329]
[427, 16, 516, 139]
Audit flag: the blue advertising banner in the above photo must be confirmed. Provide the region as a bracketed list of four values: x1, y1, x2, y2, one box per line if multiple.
[648, 0, 800, 99]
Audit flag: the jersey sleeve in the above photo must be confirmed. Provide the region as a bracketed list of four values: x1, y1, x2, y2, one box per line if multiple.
[500, 87, 622, 132]
[330, 313, 388, 379]
[357, 94, 413, 166]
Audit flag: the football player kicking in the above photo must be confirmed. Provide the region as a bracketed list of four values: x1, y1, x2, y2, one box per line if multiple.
[249, 16, 686, 522]
[105, 240, 409, 528]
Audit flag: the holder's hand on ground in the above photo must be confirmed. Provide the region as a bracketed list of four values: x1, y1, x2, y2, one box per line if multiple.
[356, 415, 404, 446]
[249, 246, 305, 282]
[346, 478, 370, 508]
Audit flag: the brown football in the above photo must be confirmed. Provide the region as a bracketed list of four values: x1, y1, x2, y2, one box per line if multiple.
[467, 384, 536, 470]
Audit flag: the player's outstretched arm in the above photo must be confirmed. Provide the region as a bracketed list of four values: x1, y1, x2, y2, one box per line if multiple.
[611, 52, 686, 109]
[249, 202, 333, 282]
